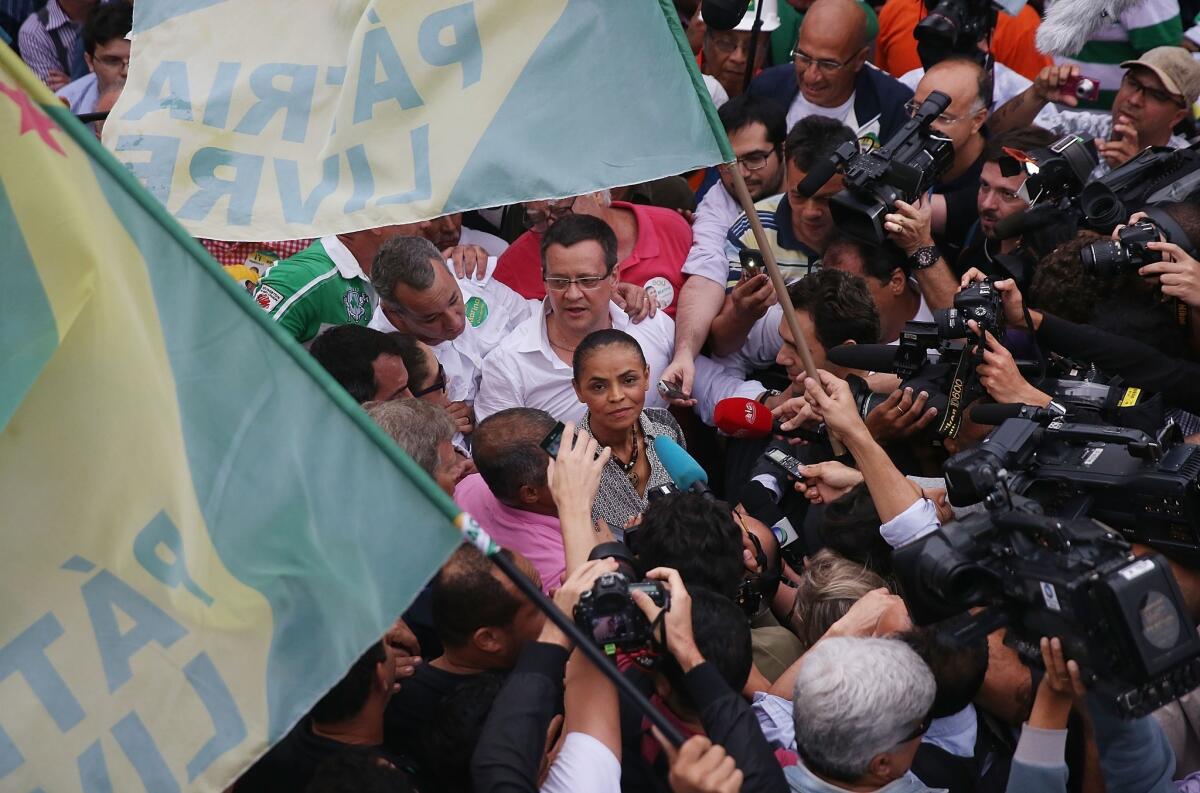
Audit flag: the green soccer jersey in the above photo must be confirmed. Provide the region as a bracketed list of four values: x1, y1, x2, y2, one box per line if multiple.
[252, 237, 376, 344]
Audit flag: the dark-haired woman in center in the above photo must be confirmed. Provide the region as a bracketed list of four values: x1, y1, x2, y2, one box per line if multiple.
[572, 328, 686, 529]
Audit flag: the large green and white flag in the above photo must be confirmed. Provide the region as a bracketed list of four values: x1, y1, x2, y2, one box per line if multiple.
[106, 0, 732, 240]
[0, 43, 462, 791]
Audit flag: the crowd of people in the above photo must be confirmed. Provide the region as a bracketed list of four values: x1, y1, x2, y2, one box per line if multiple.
[17, 0, 1200, 790]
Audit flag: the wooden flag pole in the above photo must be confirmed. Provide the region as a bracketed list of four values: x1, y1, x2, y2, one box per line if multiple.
[727, 166, 846, 455]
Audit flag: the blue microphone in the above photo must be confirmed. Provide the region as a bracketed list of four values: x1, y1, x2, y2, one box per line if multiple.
[652, 436, 714, 498]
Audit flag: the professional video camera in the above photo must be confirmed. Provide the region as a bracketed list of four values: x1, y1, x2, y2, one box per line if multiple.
[834, 278, 1005, 437]
[1080, 207, 1198, 278]
[914, 0, 1001, 67]
[996, 144, 1200, 262]
[943, 413, 1200, 562]
[894, 415, 1200, 717]
[796, 91, 954, 245]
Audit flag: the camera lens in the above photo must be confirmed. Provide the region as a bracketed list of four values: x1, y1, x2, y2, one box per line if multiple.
[934, 308, 967, 339]
[1080, 240, 1128, 277]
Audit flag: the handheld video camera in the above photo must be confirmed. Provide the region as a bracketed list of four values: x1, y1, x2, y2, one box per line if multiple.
[998, 144, 1200, 264]
[796, 91, 955, 245]
[915, 0, 1000, 67]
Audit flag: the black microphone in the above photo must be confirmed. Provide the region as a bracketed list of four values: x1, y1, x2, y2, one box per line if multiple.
[826, 343, 901, 373]
[795, 154, 840, 198]
[969, 402, 1057, 425]
[701, 0, 752, 30]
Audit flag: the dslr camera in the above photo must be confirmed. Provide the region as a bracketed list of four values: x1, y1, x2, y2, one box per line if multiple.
[1080, 206, 1198, 278]
[797, 91, 954, 245]
[935, 278, 1004, 339]
[895, 415, 1200, 717]
[1081, 219, 1162, 277]
[837, 278, 1004, 437]
[573, 571, 669, 655]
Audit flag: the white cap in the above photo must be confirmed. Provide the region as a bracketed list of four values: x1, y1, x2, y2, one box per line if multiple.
[701, 0, 782, 33]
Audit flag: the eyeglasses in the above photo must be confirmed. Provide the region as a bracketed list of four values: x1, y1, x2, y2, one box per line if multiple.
[543, 275, 609, 291]
[523, 197, 577, 232]
[904, 99, 984, 126]
[732, 148, 777, 171]
[94, 55, 129, 70]
[790, 45, 858, 74]
[411, 363, 447, 398]
[1121, 72, 1185, 107]
[708, 32, 752, 56]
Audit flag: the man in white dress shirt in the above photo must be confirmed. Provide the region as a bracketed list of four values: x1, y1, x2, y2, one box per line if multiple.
[369, 237, 537, 436]
[475, 215, 677, 424]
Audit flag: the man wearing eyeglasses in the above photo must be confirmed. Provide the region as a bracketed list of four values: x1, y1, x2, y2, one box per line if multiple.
[54, 0, 129, 115]
[475, 215, 677, 424]
[492, 190, 691, 317]
[663, 94, 787, 398]
[747, 0, 913, 150]
[882, 57, 992, 289]
[699, 1, 780, 100]
[990, 46, 1200, 176]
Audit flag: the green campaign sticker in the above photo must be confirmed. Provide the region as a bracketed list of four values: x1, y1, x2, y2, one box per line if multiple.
[465, 296, 489, 328]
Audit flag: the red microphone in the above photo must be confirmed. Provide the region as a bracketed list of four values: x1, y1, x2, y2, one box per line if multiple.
[713, 397, 774, 439]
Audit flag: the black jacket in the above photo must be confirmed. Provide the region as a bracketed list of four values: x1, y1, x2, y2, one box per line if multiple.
[471, 644, 787, 793]
[1036, 311, 1200, 411]
[747, 62, 913, 146]
[471, 642, 568, 793]
[618, 663, 788, 793]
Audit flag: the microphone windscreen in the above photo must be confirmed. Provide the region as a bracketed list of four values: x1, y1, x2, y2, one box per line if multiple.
[969, 402, 1026, 425]
[825, 344, 899, 373]
[700, 0, 752, 30]
[795, 155, 840, 198]
[653, 436, 709, 493]
[714, 397, 774, 439]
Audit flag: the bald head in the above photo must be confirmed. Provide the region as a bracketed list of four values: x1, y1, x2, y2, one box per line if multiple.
[472, 408, 557, 507]
[914, 56, 989, 171]
[795, 0, 868, 107]
[801, 0, 867, 52]
[918, 57, 989, 115]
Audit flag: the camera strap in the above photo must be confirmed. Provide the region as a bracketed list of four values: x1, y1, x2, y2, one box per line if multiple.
[938, 349, 974, 438]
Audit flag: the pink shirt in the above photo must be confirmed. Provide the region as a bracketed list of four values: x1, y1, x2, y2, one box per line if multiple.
[453, 473, 565, 594]
[492, 201, 692, 316]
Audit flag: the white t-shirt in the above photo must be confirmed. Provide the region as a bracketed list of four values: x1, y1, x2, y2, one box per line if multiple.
[786, 90, 855, 135]
[460, 226, 509, 257]
[540, 732, 621, 793]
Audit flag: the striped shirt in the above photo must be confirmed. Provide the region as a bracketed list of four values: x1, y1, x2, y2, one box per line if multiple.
[724, 193, 820, 291]
[1051, 0, 1183, 110]
[17, 0, 80, 86]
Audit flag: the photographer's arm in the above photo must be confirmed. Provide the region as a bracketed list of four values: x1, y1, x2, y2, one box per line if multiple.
[884, 198, 958, 310]
[634, 569, 787, 793]
[547, 422, 613, 573]
[802, 371, 924, 524]
[472, 560, 619, 793]
[989, 64, 1079, 136]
